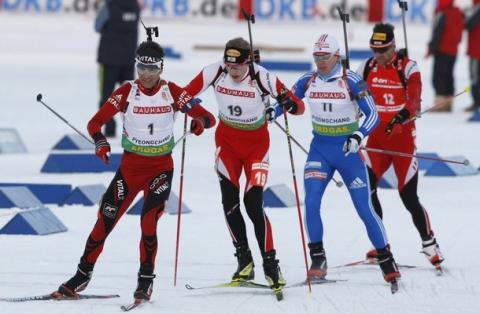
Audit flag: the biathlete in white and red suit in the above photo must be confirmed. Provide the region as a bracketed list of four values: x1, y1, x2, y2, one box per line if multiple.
[358, 23, 444, 269]
[184, 37, 304, 290]
[55, 40, 216, 302]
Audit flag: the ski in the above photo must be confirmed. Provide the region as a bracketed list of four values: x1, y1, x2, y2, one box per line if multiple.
[273, 287, 283, 301]
[434, 265, 444, 276]
[332, 259, 416, 269]
[0, 292, 120, 302]
[185, 280, 270, 290]
[390, 280, 399, 294]
[286, 278, 345, 288]
[186, 280, 284, 301]
[121, 299, 147, 312]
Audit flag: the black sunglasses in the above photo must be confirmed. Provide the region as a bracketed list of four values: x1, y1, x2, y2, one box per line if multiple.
[372, 46, 390, 54]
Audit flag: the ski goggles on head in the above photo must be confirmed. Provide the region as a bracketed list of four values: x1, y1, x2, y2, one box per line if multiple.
[135, 60, 163, 74]
[313, 53, 334, 62]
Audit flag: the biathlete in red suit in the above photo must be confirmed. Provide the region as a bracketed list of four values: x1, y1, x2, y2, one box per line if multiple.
[55, 40, 216, 302]
[184, 37, 304, 290]
[358, 23, 444, 269]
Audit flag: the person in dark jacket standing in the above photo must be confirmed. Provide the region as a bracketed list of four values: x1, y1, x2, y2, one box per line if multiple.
[465, 0, 480, 112]
[95, 0, 140, 137]
[426, 0, 464, 112]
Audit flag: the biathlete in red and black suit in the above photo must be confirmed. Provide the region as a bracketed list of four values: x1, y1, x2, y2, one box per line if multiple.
[358, 23, 444, 269]
[55, 39, 216, 302]
[184, 37, 304, 290]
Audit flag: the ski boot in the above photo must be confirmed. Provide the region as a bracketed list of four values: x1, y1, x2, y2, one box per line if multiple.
[57, 260, 94, 297]
[422, 237, 444, 270]
[377, 246, 401, 282]
[231, 242, 254, 282]
[263, 250, 286, 301]
[134, 267, 156, 301]
[307, 242, 327, 280]
[263, 250, 286, 288]
[377, 246, 401, 292]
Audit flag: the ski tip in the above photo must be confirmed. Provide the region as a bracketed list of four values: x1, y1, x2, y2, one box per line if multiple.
[185, 284, 194, 290]
[274, 289, 284, 301]
[390, 280, 399, 294]
[435, 265, 444, 276]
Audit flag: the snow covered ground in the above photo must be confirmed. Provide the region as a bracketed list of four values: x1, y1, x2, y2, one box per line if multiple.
[0, 13, 479, 314]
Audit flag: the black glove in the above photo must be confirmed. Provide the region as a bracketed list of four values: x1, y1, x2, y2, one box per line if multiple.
[276, 92, 298, 114]
[93, 132, 111, 164]
[342, 131, 364, 156]
[385, 109, 410, 135]
[265, 106, 276, 123]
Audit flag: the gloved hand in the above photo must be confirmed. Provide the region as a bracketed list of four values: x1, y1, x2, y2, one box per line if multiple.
[385, 109, 410, 135]
[343, 131, 364, 156]
[276, 92, 298, 114]
[93, 132, 111, 164]
[190, 117, 205, 136]
[265, 106, 276, 123]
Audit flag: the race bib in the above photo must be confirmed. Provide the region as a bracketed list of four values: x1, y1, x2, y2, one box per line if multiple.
[249, 161, 269, 187]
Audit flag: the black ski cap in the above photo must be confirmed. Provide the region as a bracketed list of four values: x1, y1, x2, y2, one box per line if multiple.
[370, 23, 395, 49]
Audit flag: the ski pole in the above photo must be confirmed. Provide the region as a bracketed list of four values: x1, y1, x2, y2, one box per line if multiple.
[397, 0, 409, 56]
[274, 121, 344, 188]
[336, 6, 350, 69]
[36, 94, 94, 145]
[173, 114, 188, 286]
[174, 131, 191, 148]
[403, 86, 471, 124]
[281, 111, 312, 292]
[241, 9, 257, 82]
[362, 147, 470, 165]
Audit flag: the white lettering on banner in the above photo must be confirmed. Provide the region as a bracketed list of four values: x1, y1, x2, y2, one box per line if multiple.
[2, 0, 471, 24]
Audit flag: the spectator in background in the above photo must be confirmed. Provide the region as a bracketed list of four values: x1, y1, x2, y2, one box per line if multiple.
[95, 0, 140, 137]
[465, 0, 480, 112]
[426, 0, 464, 112]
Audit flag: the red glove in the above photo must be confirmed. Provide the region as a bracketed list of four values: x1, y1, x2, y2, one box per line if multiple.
[93, 132, 111, 164]
[190, 118, 205, 136]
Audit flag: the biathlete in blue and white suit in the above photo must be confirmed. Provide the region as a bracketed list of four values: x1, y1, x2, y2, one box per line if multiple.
[291, 34, 401, 285]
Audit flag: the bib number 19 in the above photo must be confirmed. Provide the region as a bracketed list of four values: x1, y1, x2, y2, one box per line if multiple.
[249, 161, 269, 187]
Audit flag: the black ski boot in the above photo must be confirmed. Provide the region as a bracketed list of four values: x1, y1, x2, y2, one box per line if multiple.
[134, 267, 156, 301]
[262, 250, 286, 289]
[232, 242, 254, 281]
[308, 242, 327, 280]
[57, 260, 94, 297]
[377, 246, 401, 283]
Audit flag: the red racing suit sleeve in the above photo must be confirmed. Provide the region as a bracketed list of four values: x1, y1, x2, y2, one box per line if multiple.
[168, 81, 216, 128]
[403, 58, 422, 115]
[87, 82, 132, 137]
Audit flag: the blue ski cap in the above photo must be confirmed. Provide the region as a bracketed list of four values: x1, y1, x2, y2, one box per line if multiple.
[313, 34, 340, 57]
